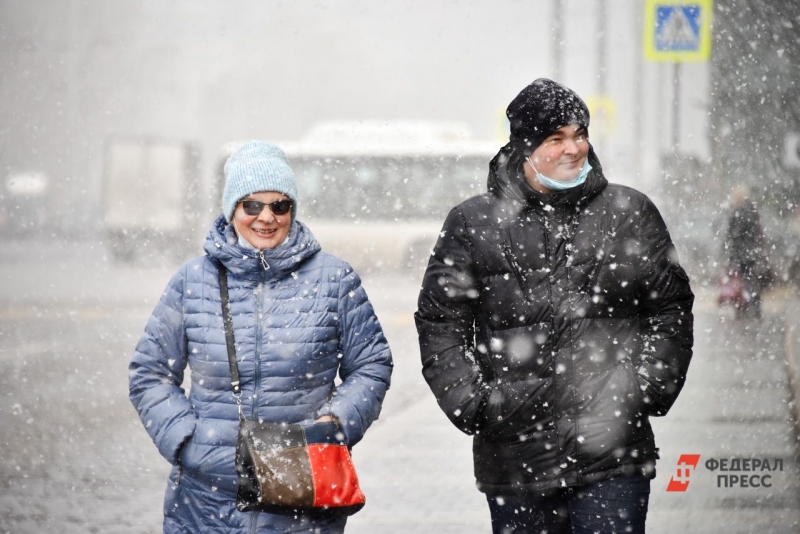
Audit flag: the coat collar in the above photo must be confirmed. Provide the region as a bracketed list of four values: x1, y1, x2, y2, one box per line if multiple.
[203, 215, 321, 282]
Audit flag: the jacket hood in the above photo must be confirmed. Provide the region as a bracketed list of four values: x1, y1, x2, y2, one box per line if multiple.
[487, 142, 607, 212]
[203, 215, 321, 281]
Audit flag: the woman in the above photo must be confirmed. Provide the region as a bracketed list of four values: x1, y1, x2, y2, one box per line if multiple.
[129, 140, 393, 533]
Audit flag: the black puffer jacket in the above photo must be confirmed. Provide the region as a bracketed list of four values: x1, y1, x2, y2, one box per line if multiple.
[415, 144, 694, 494]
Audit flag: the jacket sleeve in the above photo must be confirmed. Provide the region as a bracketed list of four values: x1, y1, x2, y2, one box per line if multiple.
[323, 265, 393, 447]
[128, 265, 198, 464]
[414, 207, 491, 435]
[637, 196, 695, 416]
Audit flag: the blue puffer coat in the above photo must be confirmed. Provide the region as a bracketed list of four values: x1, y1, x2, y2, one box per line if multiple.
[129, 216, 393, 533]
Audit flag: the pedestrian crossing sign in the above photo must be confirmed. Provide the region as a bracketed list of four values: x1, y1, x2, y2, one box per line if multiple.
[644, 0, 713, 62]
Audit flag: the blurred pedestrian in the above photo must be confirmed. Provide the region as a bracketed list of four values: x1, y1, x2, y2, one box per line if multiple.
[129, 141, 393, 533]
[415, 79, 695, 533]
[723, 184, 770, 318]
[787, 202, 800, 285]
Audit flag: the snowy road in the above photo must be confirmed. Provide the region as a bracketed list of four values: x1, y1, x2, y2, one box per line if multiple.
[0, 240, 798, 533]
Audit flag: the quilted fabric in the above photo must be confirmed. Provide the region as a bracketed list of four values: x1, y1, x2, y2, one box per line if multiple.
[415, 144, 694, 494]
[129, 215, 392, 533]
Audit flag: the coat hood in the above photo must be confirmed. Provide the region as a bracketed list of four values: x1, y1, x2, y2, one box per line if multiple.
[487, 142, 607, 212]
[203, 215, 321, 282]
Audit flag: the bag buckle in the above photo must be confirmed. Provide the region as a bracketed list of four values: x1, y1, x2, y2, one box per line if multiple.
[232, 381, 244, 421]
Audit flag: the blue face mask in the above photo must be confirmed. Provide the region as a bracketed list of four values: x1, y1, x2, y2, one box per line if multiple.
[527, 156, 592, 192]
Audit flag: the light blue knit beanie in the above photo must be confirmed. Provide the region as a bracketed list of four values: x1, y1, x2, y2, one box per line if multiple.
[222, 141, 298, 223]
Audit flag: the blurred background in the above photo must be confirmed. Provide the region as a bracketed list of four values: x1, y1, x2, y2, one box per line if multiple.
[0, 4, 708, 239]
[1, 0, 798, 282]
[2, 1, 800, 532]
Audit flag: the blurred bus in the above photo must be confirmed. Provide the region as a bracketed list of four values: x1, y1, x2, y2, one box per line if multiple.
[219, 121, 499, 274]
[103, 137, 201, 262]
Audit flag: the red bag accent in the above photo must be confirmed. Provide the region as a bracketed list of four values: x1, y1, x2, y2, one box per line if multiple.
[307, 444, 366, 508]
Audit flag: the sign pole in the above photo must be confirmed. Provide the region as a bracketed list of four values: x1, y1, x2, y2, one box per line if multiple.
[552, 0, 562, 82]
[644, 0, 713, 161]
[634, 1, 644, 183]
[672, 61, 681, 154]
[596, 0, 608, 158]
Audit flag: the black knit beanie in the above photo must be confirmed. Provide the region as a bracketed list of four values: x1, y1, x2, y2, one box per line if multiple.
[507, 78, 590, 156]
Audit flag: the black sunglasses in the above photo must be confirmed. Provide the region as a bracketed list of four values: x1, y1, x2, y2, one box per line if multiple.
[240, 199, 293, 217]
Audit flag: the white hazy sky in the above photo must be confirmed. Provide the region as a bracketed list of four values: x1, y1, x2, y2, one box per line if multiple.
[1, 0, 709, 221]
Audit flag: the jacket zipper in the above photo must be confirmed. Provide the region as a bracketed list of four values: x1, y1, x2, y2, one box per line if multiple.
[253, 250, 270, 421]
[252, 280, 263, 421]
[249, 509, 259, 534]
[540, 211, 572, 485]
[250, 261, 268, 532]
[502, 242, 535, 302]
[258, 250, 270, 271]
[563, 213, 583, 486]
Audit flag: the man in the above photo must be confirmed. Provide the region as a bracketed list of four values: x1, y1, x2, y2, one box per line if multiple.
[415, 79, 694, 533]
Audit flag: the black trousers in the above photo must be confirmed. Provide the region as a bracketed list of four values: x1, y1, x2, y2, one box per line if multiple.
[486, 475, 651, 534]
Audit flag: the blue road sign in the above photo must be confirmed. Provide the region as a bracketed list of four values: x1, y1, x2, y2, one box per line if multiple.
[644, 0, 712, 62]
[656, 5, 701, 51]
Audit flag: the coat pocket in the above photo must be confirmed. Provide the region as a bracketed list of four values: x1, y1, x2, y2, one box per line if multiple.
[620, 359, 648, 416]
[478, 378, 553, 442]
[177, 424, 203, 476]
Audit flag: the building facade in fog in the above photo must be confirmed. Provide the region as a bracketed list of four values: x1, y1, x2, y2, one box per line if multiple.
[1, 0, 714, 238]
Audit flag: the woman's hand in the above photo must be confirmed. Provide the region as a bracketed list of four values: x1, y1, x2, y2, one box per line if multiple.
[315, 414, 337, 424]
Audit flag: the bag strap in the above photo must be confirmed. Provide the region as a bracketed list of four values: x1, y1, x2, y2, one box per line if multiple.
[217, 262, 244, 419]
